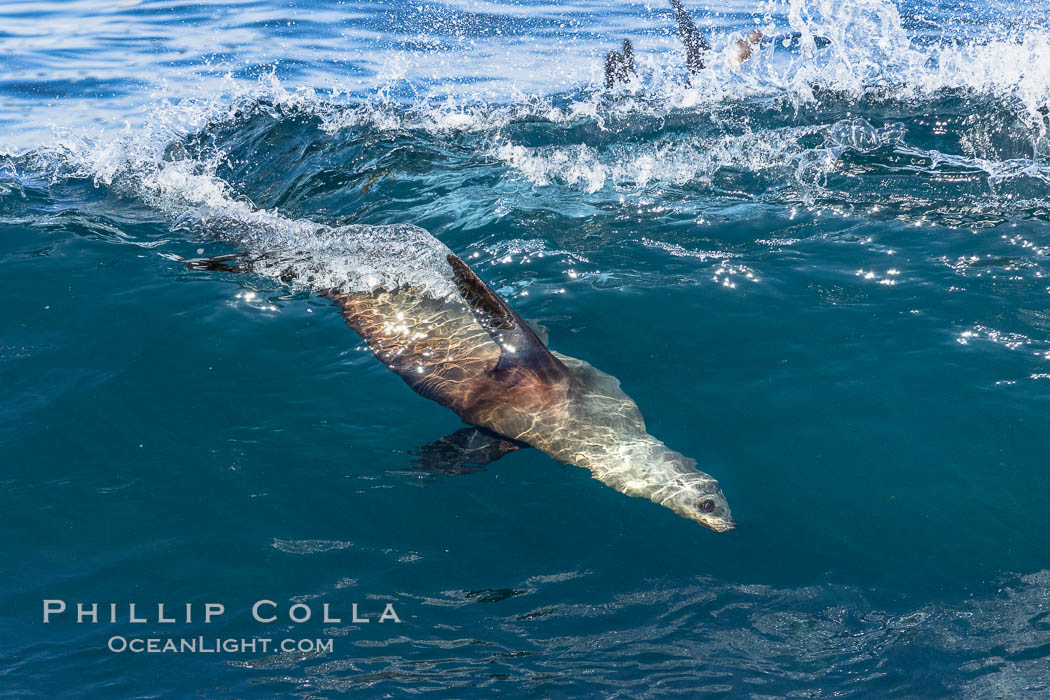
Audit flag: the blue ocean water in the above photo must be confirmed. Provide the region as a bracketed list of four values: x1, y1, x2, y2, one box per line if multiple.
[3, 0, 1050, 696]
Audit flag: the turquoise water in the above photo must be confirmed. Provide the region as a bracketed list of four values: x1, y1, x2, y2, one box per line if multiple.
[3, 0, 1050, 696]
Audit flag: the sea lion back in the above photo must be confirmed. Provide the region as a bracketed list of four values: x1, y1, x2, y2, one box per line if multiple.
[331, 287, 502, 413]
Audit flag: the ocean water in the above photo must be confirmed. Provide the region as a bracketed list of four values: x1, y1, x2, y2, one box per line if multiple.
[3, 0, 1050, 696]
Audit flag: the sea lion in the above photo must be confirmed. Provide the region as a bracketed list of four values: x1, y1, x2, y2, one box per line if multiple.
[185, 210, 730, 530]
[322, 249, 734, 531]
[604, 2, 826, 88]
[194, 226, 734, 530]
[728, 30, 764, 67]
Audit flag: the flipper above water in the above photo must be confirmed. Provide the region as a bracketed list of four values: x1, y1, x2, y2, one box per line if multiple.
[411, 427, 525, 475]
[604, 39, 637, 88]
[447, 253, 568, 378]
[669, 0, 709, 73]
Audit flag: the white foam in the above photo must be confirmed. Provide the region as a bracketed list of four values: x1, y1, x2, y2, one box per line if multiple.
[494, 125, 825, 193]
[32, 102, 459, 298]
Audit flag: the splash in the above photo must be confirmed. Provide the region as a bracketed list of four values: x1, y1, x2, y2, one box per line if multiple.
[6, 0, 1050, 296]
[18, 86, 462, 298]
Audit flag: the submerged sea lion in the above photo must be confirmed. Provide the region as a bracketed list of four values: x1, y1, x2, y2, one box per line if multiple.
[328, 252, 734, 531]
[194, 229, 733, 531]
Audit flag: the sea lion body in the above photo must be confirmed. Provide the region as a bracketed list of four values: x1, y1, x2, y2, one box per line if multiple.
[328, 252, 734, 531]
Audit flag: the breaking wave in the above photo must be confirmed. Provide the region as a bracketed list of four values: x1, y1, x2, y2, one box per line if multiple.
[5, 0, 1050, 696]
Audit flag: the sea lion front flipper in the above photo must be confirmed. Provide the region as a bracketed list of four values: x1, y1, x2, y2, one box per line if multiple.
[669, 0, 709, 73]
[525, 319, 549, 345]
[411, 427, 526, 475]
[446, 253, 568, 378]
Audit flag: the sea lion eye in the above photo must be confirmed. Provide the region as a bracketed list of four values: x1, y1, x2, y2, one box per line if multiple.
[700, 499, 716, 513]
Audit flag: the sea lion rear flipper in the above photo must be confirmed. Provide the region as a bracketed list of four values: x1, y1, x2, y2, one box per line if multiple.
[446, 253, 568, 378]
[411, 427, 526, 475]
[182, 253, 251, 273]
[669, 0, 709, 73]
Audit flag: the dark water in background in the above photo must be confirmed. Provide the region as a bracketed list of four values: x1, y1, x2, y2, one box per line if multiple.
[3, 0, 1050, 696]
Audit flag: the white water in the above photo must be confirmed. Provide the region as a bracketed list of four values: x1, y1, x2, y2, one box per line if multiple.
[7, 0, 1050, 296]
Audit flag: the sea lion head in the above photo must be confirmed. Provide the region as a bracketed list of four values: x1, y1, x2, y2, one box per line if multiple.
[551, 356, 736, 532]
[649, 451, 734, 532]
[728, 30, 764, 67]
